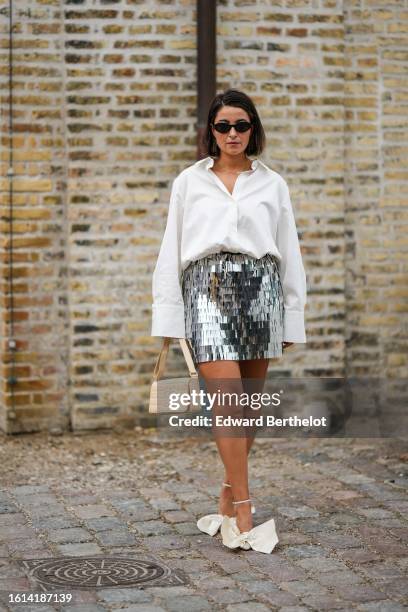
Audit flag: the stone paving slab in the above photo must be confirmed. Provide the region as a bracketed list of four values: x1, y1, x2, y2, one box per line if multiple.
[0, 431, 407, 611]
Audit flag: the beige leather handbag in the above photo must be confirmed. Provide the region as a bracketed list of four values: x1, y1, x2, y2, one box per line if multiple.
[149, 337, 202, 414]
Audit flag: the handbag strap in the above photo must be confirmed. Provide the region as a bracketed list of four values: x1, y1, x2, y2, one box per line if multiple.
[152, 337, 198, 381]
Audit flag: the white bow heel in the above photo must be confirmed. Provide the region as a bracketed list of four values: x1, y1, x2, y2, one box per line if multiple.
[196, 484, 256, 537]
[221, 498, 279, 554]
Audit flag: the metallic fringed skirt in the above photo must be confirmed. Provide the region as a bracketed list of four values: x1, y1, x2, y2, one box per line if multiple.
[181, 251, 284, 364]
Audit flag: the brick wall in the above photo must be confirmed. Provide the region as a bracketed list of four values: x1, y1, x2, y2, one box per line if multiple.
[1, 0, 70, 433]
[0, 0, 406, 433]
[344, 1, 408, 376]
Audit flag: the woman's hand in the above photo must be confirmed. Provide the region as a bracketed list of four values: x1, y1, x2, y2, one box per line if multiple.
[282, 342, 294, 350]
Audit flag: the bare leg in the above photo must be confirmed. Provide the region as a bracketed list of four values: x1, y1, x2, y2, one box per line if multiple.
[240, 357, 269, 455]
[198, 359, 253, 532]
[221, 358, 269, 507]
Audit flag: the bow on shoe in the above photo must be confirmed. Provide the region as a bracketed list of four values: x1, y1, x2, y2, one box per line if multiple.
[221, 516, 279, 554]
[197, 513, 223, 536]
[197, 504, 257, 537]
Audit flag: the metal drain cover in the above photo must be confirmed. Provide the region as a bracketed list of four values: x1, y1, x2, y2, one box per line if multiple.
[18, 556, 187, 590]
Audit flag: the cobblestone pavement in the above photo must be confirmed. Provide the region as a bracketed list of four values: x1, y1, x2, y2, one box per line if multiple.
[0, 429, 407, 611]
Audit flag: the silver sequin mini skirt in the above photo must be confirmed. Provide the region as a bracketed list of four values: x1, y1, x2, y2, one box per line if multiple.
[181, 251, 284, 364]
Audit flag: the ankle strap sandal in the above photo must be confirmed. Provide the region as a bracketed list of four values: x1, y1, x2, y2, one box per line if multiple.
[232, 498, 252, 506]
[224, 485, 256, 513]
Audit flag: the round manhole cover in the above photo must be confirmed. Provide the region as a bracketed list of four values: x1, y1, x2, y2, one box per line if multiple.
[30, 557, 167, 588]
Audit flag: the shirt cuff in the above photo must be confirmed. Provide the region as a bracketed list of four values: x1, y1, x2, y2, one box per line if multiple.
[283, 310, 306, 343]
[151, 304, 186, 338]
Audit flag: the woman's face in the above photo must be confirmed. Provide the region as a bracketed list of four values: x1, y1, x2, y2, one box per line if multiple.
[211, 105, 253, 157]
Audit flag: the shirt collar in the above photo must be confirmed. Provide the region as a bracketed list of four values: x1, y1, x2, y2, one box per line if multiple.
[202, 156, 259, 172]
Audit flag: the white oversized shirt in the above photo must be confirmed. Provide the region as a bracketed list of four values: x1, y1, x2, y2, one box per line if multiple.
[151, 155, 307, 343]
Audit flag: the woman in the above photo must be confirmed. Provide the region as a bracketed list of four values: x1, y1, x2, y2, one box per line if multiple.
[151, 89, 306, 551]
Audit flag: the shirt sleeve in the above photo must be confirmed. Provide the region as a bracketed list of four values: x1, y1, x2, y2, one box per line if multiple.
[276, 179, 307, 343]
[151, 175, 185, 338]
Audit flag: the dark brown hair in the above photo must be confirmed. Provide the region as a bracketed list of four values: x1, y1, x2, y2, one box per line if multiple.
[203, 88, 266, 157]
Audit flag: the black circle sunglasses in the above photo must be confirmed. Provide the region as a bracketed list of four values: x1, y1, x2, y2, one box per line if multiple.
[212, 120, 252, 134]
